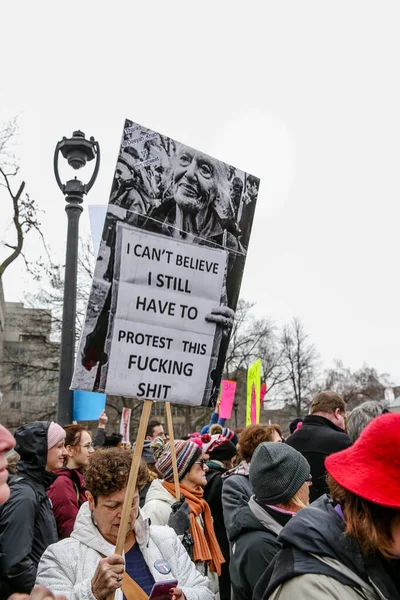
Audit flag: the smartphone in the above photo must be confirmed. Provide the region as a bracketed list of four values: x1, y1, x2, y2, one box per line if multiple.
[149, 579, 178, 600]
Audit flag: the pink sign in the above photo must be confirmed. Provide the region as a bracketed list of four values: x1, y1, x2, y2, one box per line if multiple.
[250, 383, 257, 424]
[219, 380, 237, 420]
[260, 383, 267, 404]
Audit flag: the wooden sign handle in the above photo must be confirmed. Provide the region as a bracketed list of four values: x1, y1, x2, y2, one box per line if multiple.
[165, 402, 181, 502]
[107, 399, 153, 600]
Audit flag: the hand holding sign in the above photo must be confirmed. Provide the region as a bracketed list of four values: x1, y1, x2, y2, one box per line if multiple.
[205, 305, 235, 329]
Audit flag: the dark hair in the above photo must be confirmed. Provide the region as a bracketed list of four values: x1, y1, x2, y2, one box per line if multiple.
[238, 424, 281, 462]
[64, 424, 87, 447]
[247, 175, 260, 189]
[327, 474, 399, 558]
[146, 419, 162, 438]
[103, 432, 123, 448]
[85, 448, 148, 503]
[311, 391, 346, 415]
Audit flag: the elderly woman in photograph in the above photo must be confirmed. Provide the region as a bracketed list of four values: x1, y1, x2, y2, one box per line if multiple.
[80, 142, 241, 403]
[254, 413, 400, 600]
[148, 144, 242, 246]
[35, 449, 212, 600]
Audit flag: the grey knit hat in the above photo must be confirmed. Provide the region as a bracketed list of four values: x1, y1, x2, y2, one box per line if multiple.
[249, 442, 310, 504]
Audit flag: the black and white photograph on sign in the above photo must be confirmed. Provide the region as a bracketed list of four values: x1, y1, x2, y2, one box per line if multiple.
[71, 119, 260, 406]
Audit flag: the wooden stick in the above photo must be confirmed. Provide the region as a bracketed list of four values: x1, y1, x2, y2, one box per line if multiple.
[165, 401, 180, 502]
[107, 399, 152, 600]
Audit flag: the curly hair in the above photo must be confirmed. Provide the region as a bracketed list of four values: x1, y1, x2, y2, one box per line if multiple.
[238, 424, 281, 462]
[327, 474, 399, 558]
[84, 448, 148, 503]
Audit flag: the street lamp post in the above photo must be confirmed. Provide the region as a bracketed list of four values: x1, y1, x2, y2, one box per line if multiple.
[54, 131, 100, 425]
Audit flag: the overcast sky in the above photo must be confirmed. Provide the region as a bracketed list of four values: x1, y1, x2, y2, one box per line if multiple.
[1, 1, 400, 385]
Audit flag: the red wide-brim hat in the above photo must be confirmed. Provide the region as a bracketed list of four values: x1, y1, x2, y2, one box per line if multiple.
[325, 412, 400, 508]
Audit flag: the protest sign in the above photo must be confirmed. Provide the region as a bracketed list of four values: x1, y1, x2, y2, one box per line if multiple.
[219, 380, 237, 419]
[246, 360, 261, 425]
[261, 382, 267, 403]
[72, 118, 260, 407]
[73, 390, 106, 421]
[89, 205, 107, 255]
[119, 407, 131, 443]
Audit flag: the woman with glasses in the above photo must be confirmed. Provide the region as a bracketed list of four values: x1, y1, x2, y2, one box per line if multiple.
[48, 424, 95, 539]
[36, 448, 212, 600]
[143, 438, 225, 598]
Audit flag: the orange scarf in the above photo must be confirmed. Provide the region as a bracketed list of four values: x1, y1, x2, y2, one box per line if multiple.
[163, 481, 225, 575]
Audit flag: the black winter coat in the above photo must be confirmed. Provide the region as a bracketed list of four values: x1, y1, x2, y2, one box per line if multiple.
[228, 498, 287, 600]
[253, 495, 400, 600]
[0, 421, 58, 595]
[285, 415, 350, 502]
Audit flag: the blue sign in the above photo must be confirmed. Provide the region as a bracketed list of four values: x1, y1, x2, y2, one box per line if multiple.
[73, 390, 106, 421]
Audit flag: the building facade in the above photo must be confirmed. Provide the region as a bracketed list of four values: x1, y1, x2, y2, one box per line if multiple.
[0, 280, 59, 432]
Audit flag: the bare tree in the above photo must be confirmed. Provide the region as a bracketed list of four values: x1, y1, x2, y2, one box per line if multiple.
[323, 360, 390, 409]
[280, 317, 319, 416]
[0, 118, 44, 279]
[25, 235, 95, 342]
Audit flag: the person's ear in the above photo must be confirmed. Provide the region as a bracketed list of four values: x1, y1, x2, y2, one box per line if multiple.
[66, 445, 74, 458]
[86, 490, 95, 511]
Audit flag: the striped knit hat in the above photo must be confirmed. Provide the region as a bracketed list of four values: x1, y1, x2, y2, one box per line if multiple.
[154, 438, 201, 482]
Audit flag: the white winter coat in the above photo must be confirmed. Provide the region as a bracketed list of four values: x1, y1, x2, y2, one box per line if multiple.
[143, 479, 219, 598]
[35, 501, 212, 600]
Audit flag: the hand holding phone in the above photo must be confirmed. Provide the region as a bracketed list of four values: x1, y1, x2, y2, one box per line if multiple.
[149, 580, 178, 600]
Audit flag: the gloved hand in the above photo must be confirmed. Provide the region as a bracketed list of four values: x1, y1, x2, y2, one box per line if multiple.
[168, 500, 191, 535]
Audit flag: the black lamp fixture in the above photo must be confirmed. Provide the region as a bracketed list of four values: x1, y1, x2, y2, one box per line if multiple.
[54, 130, 100, 425]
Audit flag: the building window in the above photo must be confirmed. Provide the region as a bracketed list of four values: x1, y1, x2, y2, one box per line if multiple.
[19, 334, 46, 343]
[10, 401, 21, 409]
[11, 382, 22, 392]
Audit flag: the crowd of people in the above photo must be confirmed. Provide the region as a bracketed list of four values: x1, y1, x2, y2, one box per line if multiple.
[0, 391, 400, 600]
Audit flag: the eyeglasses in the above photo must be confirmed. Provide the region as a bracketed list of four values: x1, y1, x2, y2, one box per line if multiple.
[70, 442, 94, 450]
[194, 458, 207, 470]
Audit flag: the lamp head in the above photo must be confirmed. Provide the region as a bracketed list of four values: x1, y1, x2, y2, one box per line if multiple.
[59, 131, 97, 170]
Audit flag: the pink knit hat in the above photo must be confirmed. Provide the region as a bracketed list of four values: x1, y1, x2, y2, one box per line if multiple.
[47, 422, 66, 449]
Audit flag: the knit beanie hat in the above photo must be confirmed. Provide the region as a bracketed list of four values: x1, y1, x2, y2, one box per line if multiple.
[141, 440, 156, 464]
[47, 422, 66, 450]
[221, 427, 238, 447]
[153, 438, 201, 482]
[208, 438, 237, 462]
[250, 442, 310, 504]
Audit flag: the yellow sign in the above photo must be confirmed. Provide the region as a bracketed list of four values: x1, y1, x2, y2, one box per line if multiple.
[246, 359, 261, 425]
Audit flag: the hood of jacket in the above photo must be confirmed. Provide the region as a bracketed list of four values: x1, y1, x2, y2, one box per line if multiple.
[258, 495, 400, 600]
[144, 478, 175, 506]
[71, 500, 151, 555]
[278, 495, 365, 574]
[15, 421, 56, 489]
[228, 496, 283, 543]
[222, 460, 250, 481]
[54, 466, 85, 487]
